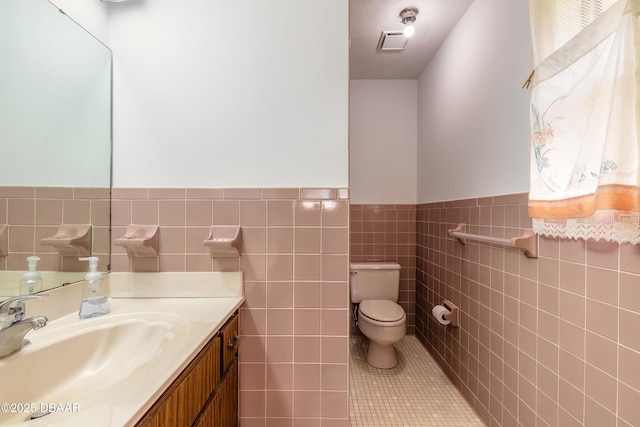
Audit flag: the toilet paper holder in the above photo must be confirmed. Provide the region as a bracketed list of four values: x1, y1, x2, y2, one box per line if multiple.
[442, 300, 458, 327]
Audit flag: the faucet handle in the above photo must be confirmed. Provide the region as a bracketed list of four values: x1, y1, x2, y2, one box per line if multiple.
[0, 295, 48, 325]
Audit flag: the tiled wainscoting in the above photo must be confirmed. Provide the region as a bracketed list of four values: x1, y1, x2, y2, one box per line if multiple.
[416, 193, 640, 427]
[349, 204, 416, 335]
[0, 186, 110, 271]
[13, 186, 639, 426]
[111, 187, 350, 427]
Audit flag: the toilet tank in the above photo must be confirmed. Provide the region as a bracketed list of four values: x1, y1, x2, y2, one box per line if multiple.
[350, 262, 401, 304]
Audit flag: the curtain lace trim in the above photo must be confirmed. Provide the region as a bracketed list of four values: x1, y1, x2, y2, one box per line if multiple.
[533, 210, 640, 244]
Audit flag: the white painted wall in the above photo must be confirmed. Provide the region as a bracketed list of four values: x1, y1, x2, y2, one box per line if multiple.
[416, 0, 532, 203]
[107, 0, 349, 188]
[349, 80, 417, 204]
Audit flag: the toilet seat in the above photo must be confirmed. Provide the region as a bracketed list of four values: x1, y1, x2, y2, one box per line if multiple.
[359, 300, 406, 326]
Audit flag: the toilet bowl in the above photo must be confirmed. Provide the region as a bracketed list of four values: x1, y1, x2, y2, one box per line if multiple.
[357, 299, 406, 368]
[350, 262, 406, 369]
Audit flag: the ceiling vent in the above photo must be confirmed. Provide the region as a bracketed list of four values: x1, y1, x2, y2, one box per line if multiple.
[376, 31, 408, 52]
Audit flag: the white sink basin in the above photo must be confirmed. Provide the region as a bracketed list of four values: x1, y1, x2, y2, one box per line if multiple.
[0, 312, 189, 425]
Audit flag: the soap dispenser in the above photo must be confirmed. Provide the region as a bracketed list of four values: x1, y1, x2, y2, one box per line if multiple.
[19, 256, 43, 295]
[78, 256, 110, 319]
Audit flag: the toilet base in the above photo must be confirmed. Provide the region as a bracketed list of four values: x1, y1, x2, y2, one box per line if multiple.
[364, 340, 398, 369]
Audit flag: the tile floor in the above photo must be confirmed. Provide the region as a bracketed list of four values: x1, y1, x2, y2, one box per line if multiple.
[349, 335, 485, 426]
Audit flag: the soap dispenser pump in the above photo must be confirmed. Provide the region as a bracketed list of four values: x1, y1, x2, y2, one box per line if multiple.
[78, 256, 110, 319]
[20, 256, 43, 295]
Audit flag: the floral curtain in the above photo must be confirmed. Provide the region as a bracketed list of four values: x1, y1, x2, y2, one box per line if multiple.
[527, 0, 640, 243]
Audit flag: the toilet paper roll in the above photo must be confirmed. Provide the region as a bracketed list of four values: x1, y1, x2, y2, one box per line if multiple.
[432, 305, 452, 325]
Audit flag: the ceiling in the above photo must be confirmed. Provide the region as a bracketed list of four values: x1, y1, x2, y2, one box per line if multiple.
[349, 0, 473, 79]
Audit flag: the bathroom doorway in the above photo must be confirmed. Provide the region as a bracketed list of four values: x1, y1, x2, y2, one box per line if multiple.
[347, 0, 479, 425]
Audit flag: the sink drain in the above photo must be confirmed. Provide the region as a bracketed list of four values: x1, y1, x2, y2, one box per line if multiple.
[25, 410, 50, 421]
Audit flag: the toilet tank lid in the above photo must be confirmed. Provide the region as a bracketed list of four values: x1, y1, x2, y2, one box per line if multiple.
[350, 262, 400, 270]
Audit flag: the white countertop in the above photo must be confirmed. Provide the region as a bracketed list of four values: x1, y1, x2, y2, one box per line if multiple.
[0, 272, 244, 426]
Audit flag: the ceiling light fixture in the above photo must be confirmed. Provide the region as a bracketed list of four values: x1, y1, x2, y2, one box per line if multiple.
[399, 6, 419, 38]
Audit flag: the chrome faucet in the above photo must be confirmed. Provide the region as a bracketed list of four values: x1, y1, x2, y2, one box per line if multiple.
[0, 295, 48, 358]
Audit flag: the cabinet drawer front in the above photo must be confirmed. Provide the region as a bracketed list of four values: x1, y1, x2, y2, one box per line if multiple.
[220, 314, 238, 370]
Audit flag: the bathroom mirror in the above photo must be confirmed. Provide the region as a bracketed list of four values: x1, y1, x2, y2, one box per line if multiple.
[0, 0, 112, 299]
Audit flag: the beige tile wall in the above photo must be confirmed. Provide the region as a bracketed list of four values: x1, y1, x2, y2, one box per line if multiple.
[111, 187, 350, 427]
[416, 193, 640, 427]
[0, 186, 111, 271]
[350, 204, 417, 334]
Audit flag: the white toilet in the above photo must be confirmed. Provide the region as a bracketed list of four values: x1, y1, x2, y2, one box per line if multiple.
[350, 262, 406, 369]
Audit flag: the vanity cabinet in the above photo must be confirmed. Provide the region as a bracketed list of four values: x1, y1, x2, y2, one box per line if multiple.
[136, 312, 239, 427]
